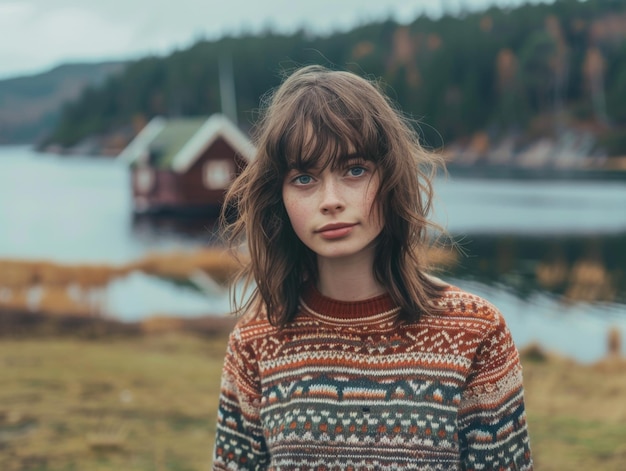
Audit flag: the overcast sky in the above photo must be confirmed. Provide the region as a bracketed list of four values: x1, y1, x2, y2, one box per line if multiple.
[0, 0, 551, 80]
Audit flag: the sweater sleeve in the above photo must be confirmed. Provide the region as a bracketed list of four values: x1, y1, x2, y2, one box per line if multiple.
[458, 307, 533, 471]
[212, 326, 270, 470]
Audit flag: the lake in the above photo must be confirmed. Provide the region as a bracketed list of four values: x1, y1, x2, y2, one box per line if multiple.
[1, 145, 625, 363]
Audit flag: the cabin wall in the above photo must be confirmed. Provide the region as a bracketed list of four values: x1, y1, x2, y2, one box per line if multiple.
[131, 137, 248, 213]
[179, 137, 247, 206]
[131, 169, 180, 212]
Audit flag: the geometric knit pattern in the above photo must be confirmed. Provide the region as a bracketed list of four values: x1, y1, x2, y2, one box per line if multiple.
[213, 283, 533, 470]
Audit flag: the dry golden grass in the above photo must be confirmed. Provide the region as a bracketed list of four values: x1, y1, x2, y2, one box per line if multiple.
[130, 249, 245, 285]
[0, 333, 228, 471]
[0, 249, 244, 317]
[521, 350, 626, 470]
[0, 246, 456, 319]
[424, 244, 459, 269]
[0, 249, 242, 290]
[535, 258, 617, 304]
[0, 259, 127, 288]
[0, 332, 625, 470]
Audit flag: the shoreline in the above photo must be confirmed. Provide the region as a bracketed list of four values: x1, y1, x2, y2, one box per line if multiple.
[1, 302, 621, 368]
[1, 248, 624, 365]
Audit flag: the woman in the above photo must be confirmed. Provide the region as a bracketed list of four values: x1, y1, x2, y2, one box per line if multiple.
[212, 65, 532, 470]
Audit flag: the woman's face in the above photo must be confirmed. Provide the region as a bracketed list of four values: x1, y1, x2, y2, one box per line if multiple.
[282, 156, 383, 266]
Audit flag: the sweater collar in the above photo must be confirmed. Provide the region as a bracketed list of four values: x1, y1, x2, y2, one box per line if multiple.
[299, 282, 400, 326]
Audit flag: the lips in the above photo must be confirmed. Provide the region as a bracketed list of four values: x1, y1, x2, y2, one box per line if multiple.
[316, 223, 357, 239]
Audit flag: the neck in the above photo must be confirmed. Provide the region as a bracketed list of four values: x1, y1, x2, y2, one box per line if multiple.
[316, 252, 386, 301]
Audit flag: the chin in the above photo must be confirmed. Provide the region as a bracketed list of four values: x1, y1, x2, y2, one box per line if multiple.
[316, 246, 373, 261]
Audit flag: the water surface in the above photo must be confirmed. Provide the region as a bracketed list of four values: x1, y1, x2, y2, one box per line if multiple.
[1, 146, 625, 362]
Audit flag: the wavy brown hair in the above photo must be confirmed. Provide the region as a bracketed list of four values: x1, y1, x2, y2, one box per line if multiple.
[221, 65, 446, 326]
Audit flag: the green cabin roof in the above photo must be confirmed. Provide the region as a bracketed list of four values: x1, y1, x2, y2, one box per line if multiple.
[148, 118, 208, 169]
[119, 114, 256, 172]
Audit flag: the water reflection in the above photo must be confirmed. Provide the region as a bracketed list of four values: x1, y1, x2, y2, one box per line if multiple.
[129, 213, 626, 311]
[124, 217, 626, 362]
[446, 232, 626, 306]
[131, 213, 222, 246]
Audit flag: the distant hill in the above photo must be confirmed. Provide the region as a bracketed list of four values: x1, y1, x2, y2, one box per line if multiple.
[0, 62, 126, 144]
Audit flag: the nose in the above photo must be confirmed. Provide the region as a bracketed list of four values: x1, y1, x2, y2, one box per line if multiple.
[319, 179, 345, 214]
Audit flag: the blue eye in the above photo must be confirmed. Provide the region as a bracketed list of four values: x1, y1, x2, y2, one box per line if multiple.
[295, 175, 313, 185]
[348, 166, 366, 177]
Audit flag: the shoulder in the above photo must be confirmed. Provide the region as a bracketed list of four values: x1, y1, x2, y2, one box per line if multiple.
[430, 287, 521, 375]
[432, 284, 507, 330]
[224, 306, 276, 375]
[229, 303, 277, 345]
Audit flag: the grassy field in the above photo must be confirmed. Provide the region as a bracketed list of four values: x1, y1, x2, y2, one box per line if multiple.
[1, 333, 626, 470]
[0, 333, 227, 471]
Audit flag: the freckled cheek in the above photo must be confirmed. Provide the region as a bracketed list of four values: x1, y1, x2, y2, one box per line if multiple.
[282, 193, 307, 234]
[364, 191, 376, 210]
[364, 188, 382, 225]
[369, 203, 384, 233]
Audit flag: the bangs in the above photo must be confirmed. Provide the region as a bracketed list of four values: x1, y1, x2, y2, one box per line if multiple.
[272, 87, 389, 174]
[281, 121, 361, 172]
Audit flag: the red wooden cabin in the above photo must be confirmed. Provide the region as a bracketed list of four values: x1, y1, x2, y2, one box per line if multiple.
[118, 114, 255, 215]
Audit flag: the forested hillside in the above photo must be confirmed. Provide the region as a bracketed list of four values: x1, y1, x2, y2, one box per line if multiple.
[0, 62, 125, 144]
[42, 0, 626, 159]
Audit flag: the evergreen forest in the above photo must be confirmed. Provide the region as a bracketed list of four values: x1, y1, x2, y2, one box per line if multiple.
[44, 0, 626, 159]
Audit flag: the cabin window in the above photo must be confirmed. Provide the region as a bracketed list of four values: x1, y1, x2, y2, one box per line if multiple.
[203, 159, 234, 190]
[136, 166, 155, 193]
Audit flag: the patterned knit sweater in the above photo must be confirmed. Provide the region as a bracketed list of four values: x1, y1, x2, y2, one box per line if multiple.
[212, 284, 532, 470]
